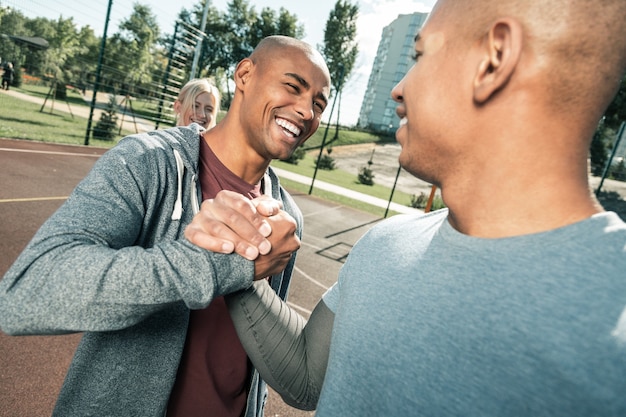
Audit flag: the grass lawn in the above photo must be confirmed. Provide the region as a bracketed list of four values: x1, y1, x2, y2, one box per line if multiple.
[0, 85, 134, 147]
[304, 123, 395, 150]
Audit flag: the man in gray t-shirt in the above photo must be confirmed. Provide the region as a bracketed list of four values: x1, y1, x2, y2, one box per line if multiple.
[184, 0, 626, 415]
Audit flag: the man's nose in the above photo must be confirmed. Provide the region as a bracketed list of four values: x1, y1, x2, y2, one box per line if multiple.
[295, 98, 314, 121]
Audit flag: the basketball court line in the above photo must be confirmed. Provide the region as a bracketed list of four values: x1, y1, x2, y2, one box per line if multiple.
[0, 197, 68, 204]
[0, 147, 102, 157]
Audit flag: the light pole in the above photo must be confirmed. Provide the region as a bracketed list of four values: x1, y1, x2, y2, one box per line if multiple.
[84, 0, 113, 146]
[309, 64, 344, 195]
[190, 0, 211, 79]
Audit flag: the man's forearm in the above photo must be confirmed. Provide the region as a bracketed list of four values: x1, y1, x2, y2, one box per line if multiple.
[226, 280, 334, 410]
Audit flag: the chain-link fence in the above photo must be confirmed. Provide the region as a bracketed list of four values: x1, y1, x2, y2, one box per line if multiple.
[1, 0, 204, 140]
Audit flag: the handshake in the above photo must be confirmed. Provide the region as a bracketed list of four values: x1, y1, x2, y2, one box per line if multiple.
[185, 190, 301, 279]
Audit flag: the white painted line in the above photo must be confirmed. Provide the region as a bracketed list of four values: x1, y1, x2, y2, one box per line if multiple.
[0, 196, 68, 203]
[294, 265, 330, 291]
[0, 148, 102, 157]
[287, 301, 312, 317]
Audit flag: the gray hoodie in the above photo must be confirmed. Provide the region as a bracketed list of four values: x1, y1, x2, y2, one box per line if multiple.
[0, 124, 302, 416]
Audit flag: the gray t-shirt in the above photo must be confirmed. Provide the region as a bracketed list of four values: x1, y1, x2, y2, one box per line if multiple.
[322, 210, 626, 416]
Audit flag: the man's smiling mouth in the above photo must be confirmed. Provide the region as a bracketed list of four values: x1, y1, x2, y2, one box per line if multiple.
[276, 117, 302, 138]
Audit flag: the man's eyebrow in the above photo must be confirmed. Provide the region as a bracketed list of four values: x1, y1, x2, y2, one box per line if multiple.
[286, 72, 309, 89]
[414, 33, 421, 43]
[285, 72, 328, 106]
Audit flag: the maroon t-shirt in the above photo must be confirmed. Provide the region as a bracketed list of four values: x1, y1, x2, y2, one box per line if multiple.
[167, 138, 262, 417]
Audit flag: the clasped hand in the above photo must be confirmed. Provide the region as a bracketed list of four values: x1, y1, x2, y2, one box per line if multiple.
[185, 190, 301, 279]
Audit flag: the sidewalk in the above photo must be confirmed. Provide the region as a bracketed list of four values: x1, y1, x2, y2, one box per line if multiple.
[273, 167, 419, 214]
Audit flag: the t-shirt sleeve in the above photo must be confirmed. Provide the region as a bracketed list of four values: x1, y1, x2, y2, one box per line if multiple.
[322, 282, 340, 314]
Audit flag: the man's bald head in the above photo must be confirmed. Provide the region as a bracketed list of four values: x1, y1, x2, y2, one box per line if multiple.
[442, 0, 626, 119]
[249, 35, 330, 81]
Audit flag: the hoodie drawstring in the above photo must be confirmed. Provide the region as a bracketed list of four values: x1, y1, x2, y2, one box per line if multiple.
[172, 149, 200, 221]
[191, 174, 199, 215]
[171, 149, 184, 220]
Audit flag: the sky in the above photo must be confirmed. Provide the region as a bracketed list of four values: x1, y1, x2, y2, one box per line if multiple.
[9, 0, 436, 125]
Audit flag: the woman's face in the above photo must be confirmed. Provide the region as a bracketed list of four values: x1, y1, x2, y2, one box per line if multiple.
[177, 91, 217, 129]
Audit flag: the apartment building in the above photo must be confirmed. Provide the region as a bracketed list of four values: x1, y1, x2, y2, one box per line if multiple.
[358, 12, 428, 132]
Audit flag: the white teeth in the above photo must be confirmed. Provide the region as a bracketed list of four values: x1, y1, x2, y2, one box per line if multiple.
[276, 118, 301, 137]
[399, 117, 408, 127]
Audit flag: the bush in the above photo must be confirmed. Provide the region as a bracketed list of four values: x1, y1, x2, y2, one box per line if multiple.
[316, 148, 336, 170]
[92, 94, 119, 141]
[590, 123, 609, 176]
[21, 73, 44, 85]
[54, 82, 67, 100]
[430, 196, 447, 211]
[357, 166, 375, 185]
[12, 65, 22, 88]
[281, 146, 305, 165]
[409, 192, 446, 211]
[410, 192, 429, 208]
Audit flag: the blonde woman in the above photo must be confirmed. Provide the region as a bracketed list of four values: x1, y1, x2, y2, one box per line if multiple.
[173, 78, 220, 129]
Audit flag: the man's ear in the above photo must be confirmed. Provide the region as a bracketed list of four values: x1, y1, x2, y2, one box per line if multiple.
[473, 18, 523, 104]
[234, 58, 254, 90]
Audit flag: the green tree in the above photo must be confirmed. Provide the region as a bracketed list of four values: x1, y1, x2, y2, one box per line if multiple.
[43, 17, 87, 90]
[93, 94, 119, 141]
[189, 3, 231, 77]
[276, 8, 305, 39]
[22, 16, 55, 75]
[183, 0, 306, 106]
[249, 7, 304, 46]
[0, 7, 29, 71]
[107, 4, 161, 94]
[604, 76, 626, 130]
[250, 7, 278, 46]
[590, 118, 609, 176]
[66, 26, 100, 93]
[0, 9, 100, 91]
[224, 0, 258, 68]
[321, 0, 359, 145]
[321, 0, 359, 93]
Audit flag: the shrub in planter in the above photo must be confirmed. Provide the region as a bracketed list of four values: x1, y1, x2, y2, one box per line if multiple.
[93, 95, 119, 142]
[316, 148, 336, 170]
[357, 166, 375, 185]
